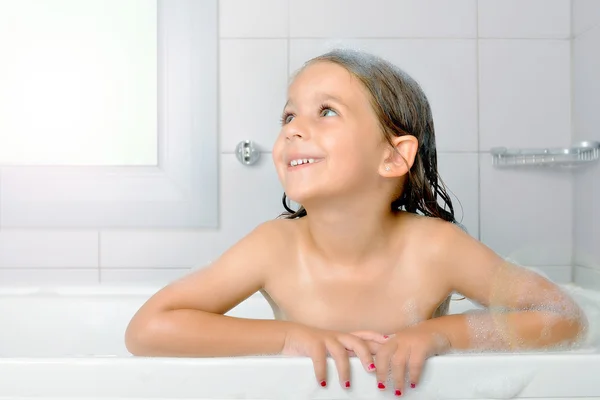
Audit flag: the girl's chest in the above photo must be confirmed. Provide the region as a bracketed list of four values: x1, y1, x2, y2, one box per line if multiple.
[264, 266, 447, 335]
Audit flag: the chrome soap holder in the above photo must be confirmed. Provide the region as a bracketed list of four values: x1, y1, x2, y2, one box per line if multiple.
[490, 141, 600, 168]
[235, 140, 261, 165]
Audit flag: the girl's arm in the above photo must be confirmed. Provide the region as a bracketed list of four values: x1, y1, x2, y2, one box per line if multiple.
[126, 220, 385, 387]
[431, 223, 587, 351]
[373, 222, 588, 392]
[125, 221, 292, 356]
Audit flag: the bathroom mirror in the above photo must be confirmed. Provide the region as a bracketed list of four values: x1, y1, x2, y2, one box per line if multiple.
[0, 0, 218, 228]
[0, 0, 158, 166]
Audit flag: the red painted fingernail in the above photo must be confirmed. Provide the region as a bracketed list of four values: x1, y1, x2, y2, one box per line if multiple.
[383, 335, 389, 339]
[369, 363, 376, 370]
[411, 383, 416, 389]
[395, 389, 402, 396]
[320, 380, 327, 387]
[378, 382, 386, 389]
[345, 381, 350, 388]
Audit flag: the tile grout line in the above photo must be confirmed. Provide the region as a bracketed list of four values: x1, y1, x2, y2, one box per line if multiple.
[475, 0, 482, 241]
[98, 231, 102, 283]
[569, 0, 577, 283]
[286, 0, 291, 76]
[219, 36, 570, 41]
[570, 1, 574, 282]
[572, 19, 600, 39]
[216, 0, 223, 226]
[0, 267, 194, 270]
[223, 150, 489, 155]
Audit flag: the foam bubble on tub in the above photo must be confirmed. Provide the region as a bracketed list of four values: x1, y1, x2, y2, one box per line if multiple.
[470, 369, 535, 399]
[560, 284, 600, 348]
[482, 259, 598, 351]
[414, 368, 535, 400]
[460, 264, 600, 354]
[464, 311, 521, 352]
[504, 260, 551, 281]
[402, 297, 423, 326]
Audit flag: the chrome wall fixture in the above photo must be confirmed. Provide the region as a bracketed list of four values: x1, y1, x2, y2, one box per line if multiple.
[490, 141, 600, 168]
[235, 140, 261, 165]
[234, 140, 600, 168]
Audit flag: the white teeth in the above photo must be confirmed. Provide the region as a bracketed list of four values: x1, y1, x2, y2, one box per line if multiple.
[289, 158, 316, 167]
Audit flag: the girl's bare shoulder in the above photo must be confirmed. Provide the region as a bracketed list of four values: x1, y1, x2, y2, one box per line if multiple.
[251, 217, 303, 256]
[258, 217, 303, 238]
[396, 212, 468, 260]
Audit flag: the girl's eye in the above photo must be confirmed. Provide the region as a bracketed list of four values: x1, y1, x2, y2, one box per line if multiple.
[320, 107, 338, 117]
[280, 113, 294, 125]
[281, 105, 337, 125]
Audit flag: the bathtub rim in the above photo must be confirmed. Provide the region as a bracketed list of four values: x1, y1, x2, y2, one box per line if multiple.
[1, 353, 600, 399]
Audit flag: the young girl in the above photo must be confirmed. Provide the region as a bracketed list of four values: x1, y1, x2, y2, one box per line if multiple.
[125, 49, 587, 397]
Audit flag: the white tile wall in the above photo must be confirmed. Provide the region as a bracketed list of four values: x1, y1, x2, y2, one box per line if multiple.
[574, 266, 600, 290]
[218, 155, 284, 243]
[573, 25, 600, 141]
[480, 154, 573, 266]
[100, 269, 191, 285]
[219, 0, 288, 38]
[0, 0, 582, 286]
[573, 164, 600, 270]
[100, 230, 218, 269]
[573, 7, 600, 274]
[572, 0, 600, 37]
[479, 0, 571, 39]
[289, 0, 477, 38]
[437, 154, 479, 238]
[219, 39, 288, 153]
[0, 230, 98, 268]
[478, 39, 571, 150]
[0, 269, 98, 286]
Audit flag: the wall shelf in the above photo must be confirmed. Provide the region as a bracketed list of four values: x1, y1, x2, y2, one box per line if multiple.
[490, 141, 600, 168]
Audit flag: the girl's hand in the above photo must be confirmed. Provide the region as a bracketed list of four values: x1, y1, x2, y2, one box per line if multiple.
[349, 330, 391, 355]
[374, 323, 451, 395]
[282, 325, 378, 388]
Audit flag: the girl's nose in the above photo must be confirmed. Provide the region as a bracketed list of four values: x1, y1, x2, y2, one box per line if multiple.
[285, 121, 308, 141]
[286, 130, 303, 140]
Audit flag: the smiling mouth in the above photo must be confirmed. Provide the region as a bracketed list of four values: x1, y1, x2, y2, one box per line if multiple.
[287, 158, 323, 168]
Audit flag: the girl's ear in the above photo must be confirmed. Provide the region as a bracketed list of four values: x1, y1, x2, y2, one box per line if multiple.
[379, 135, 419, 177]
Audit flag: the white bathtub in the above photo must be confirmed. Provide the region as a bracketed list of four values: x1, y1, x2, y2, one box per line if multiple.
[1, 284, 599, 400]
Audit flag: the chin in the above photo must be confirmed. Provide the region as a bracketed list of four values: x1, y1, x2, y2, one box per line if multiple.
[285, 184, 347, 210]
[283, 186, 322, 206]
[284, 190, 310, 205]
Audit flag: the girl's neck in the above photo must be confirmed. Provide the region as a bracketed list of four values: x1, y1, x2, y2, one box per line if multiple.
[300, 199, 401, 266]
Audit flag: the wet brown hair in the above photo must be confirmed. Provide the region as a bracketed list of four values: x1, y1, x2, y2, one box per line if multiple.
[280, 48, 456, 224]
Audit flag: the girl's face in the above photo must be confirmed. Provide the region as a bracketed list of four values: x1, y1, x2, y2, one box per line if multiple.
[272, 61, 386, 205]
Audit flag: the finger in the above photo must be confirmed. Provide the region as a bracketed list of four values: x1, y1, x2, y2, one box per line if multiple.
[366, 340, 384, 355]
[347, 334, 384, 355]
[339, 334, 376, 373]
[308, 343, 328, 388]
[407, 350, 427, 389]
[350, 330, 391, 344]
[326, 339, 352, 389]
[345, 347, 357, 357]
[391, 349, 408, 396]
[375, 344, 394, 390]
